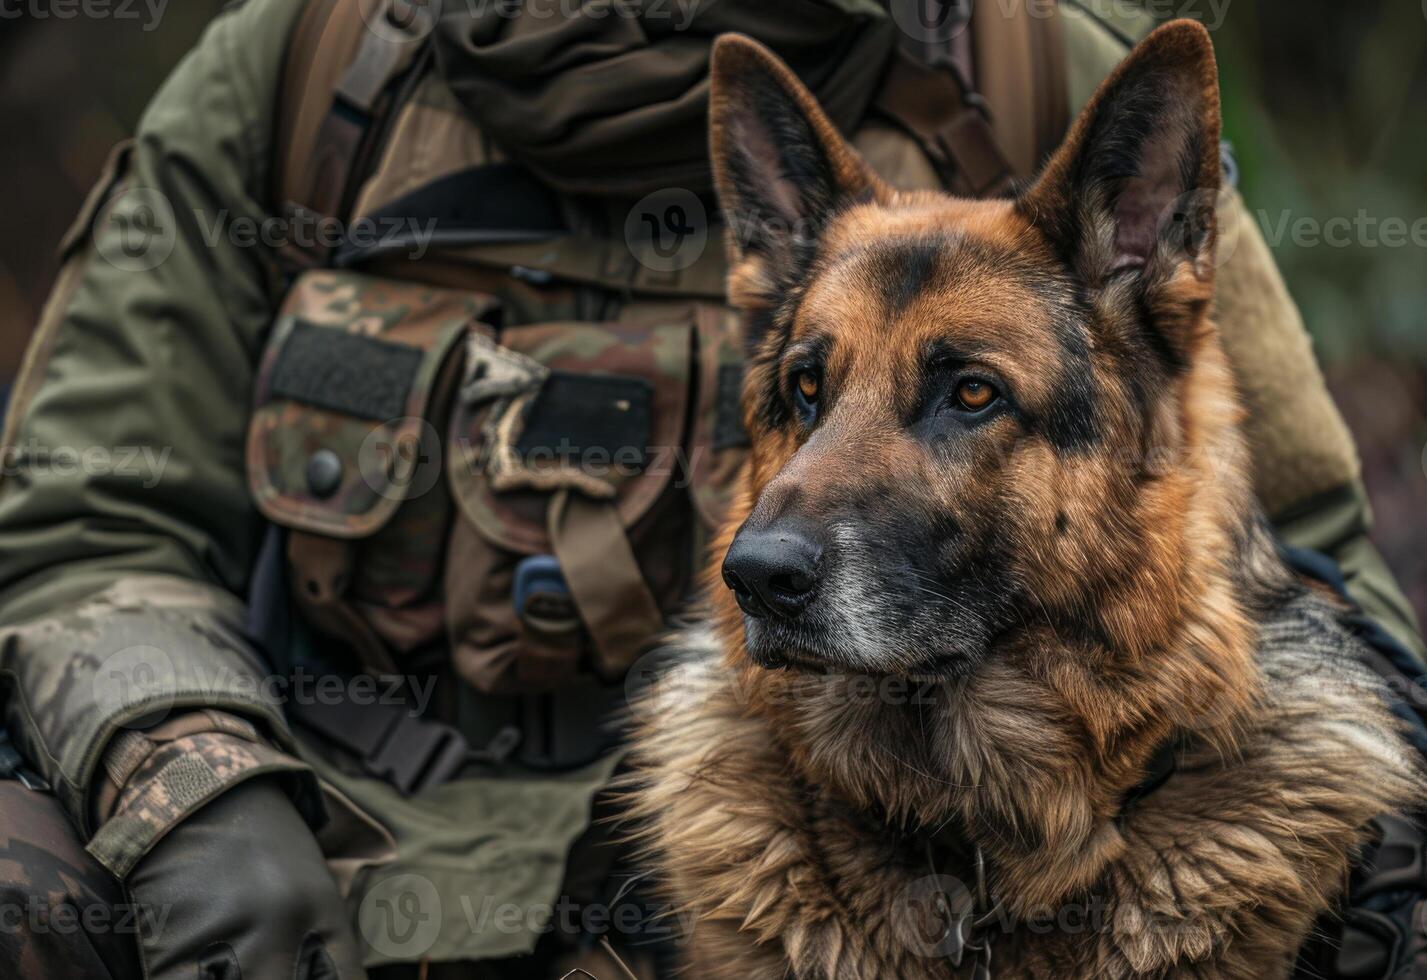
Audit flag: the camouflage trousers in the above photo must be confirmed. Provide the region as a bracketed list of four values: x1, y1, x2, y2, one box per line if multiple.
[0, 782, 141, 979]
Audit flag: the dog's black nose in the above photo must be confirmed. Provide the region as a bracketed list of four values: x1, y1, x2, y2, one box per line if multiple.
[722, 524, 822, 619]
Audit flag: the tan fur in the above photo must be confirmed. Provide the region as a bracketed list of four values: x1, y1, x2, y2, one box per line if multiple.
[627, 21, 1424, 979]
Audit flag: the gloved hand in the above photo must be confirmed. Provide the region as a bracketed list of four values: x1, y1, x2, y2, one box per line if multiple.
[126, 777, 368, 979]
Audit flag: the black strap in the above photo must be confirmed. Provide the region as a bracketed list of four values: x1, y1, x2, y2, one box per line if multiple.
[333, 162, 569, 268]
[1280, 542, 1427, 756]
[1279, 542, 1427, 980]
[288, 690, 476, 796]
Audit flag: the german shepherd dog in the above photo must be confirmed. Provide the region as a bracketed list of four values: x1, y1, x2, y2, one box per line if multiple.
[628, 19, 1425, 980]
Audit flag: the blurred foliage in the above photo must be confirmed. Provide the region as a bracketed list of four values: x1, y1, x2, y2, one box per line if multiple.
[1215, 1, 1427, 363]
[0, 0, 1423, 619]
[1211, 2, 1427, 621]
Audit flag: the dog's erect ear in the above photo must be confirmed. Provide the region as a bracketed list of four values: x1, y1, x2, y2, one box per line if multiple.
[708, 34, 886, 318]
[1020, 20, 1222, 289]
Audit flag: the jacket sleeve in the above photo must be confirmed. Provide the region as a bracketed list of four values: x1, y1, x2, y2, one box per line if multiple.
[0, 0, 311, 842]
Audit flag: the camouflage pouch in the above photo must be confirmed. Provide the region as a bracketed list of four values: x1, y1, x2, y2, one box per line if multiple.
[445, 299, 738, 694]
[246, 270, 748, 694]
[247, 269, 499, 669]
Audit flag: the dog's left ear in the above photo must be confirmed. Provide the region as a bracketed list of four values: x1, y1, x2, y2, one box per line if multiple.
[1020, 20, 1221, 313]
[708, 34, 889, 327]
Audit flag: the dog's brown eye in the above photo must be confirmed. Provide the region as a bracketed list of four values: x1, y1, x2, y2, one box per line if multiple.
[956, 379, 996, 411]
[796, 371, 820, 402]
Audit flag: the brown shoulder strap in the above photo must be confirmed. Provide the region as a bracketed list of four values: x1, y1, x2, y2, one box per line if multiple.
[271, 0, 433, 267]
[872, 47, 1016, 197]
[875, 0, 1068, 193]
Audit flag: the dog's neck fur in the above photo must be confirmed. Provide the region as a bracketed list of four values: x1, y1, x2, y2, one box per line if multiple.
[708, 330, 1270, 916]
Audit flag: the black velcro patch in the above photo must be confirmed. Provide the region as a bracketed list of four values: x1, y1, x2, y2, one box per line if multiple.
[269, 320, 424, 421]
[516, 372, 652, 468]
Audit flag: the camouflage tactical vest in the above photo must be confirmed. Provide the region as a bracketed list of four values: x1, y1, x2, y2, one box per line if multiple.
[242, 0, 1071, 756]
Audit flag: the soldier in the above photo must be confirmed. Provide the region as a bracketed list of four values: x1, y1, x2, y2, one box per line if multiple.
[0, 1, 1421, 978]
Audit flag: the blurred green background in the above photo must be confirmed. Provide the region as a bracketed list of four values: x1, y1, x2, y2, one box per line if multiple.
[1, 0, 1424, 620]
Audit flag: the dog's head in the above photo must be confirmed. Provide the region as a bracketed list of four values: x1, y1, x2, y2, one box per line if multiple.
[711, 21, 1234, 676]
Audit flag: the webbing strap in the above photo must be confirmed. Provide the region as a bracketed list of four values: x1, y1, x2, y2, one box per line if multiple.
[873, 47, 1015, 197]
[275, 0, 434, 270]
[333, 162, 569, 268]
[879, 0, 1069, 190]
[547, 490, 664, 679]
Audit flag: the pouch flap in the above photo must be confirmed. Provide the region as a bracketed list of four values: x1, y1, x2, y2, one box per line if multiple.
[248, 270, 497, 539]
[450, 309, 693, 555]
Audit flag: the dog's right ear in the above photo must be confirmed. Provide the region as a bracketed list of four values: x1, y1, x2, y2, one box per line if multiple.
[708, 34, 887, 326]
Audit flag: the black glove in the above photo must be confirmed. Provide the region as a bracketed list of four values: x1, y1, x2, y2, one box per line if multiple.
[126, 777, 368, 979]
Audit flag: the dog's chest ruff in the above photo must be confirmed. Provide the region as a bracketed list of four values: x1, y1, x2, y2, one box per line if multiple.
[631, 598, 1420, 980]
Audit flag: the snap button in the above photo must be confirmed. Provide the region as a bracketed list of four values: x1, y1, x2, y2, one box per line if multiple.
[306, 449, 344, 499]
